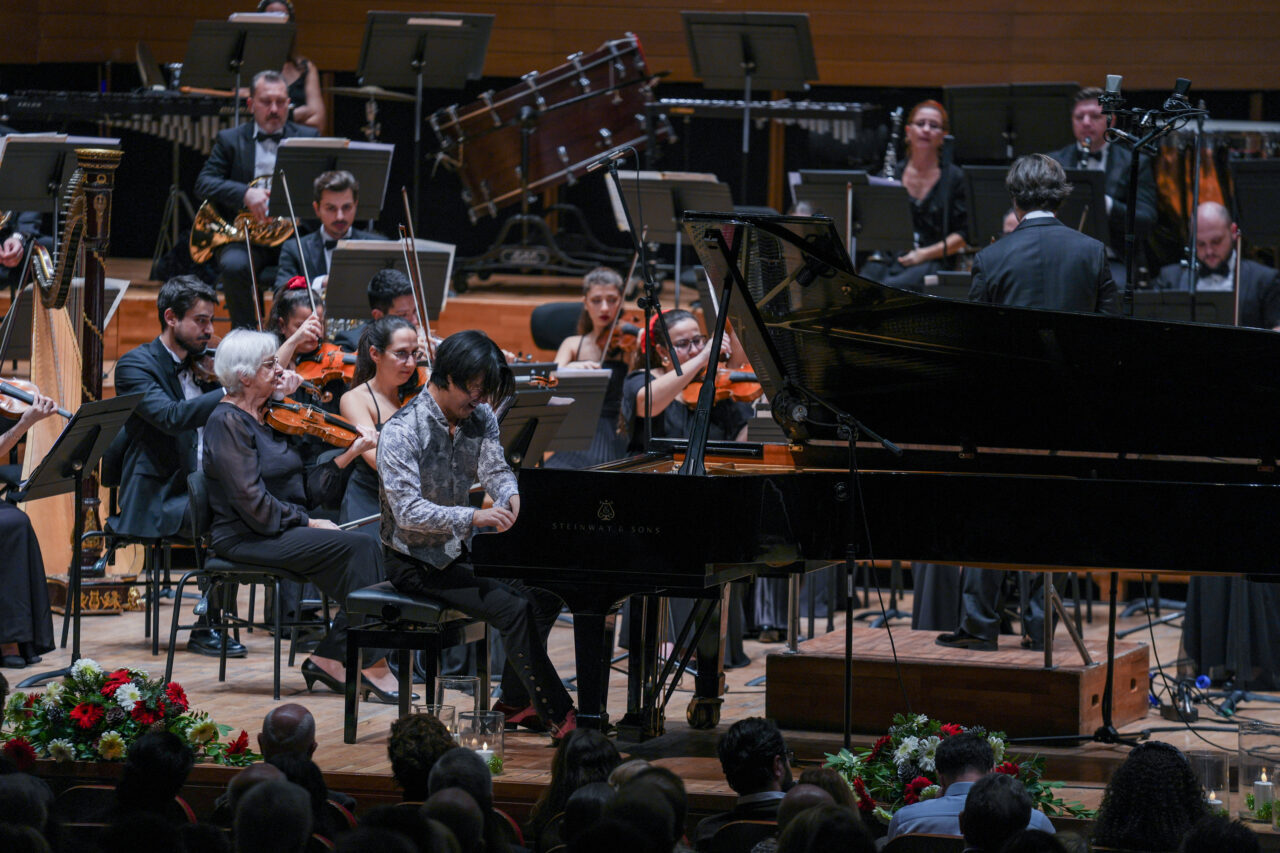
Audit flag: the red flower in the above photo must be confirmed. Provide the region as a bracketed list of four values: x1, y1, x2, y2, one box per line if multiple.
[226, 730, 249, 755]
[100, 669, 133, 698]
[903, 775, 935, 805]
[23, 694, 37, 708]
[940, 723, 964, 737]
[3, 738, 36, 772]
[70, 702, 105, 730]
[164, 683, 189, 712]
[130, 703, 164, 725]
[851, 776, 875, 814]
[995, 761, 1020, 776]
[867, 734, 892, 761]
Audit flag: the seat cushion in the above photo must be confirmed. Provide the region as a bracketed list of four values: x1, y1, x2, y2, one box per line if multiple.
[203, 555, 307, 585]
[346, 581, 463, 624]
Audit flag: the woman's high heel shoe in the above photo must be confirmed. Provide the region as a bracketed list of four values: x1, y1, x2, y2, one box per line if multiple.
[301, 659, 344, 694]
[361, 675, 419, 705]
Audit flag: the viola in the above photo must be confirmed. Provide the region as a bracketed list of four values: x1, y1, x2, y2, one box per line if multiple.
[294, 341, 357, 388]
[0, 378, 72, 420]
[680, 368, 764, 408]
[264, 398, 360, 448]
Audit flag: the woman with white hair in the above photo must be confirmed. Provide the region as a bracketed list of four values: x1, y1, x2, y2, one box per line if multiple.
[202, 329, 406, 701]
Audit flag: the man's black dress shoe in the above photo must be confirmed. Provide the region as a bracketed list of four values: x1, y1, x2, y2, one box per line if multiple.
[1, 655, 27, 669]
[187, 629, 248, 658]
[935, 630, 998, 652]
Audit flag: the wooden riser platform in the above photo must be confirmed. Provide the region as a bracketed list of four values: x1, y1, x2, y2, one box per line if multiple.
[765, 627, 1150, 739]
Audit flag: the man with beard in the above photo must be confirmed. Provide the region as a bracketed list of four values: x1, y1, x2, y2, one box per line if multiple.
[113, 276, 241, 656]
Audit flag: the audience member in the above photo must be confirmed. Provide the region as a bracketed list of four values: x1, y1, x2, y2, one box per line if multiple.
[0, 824, 50, 853]
[424, 788, 486, 853]
[234, 779, 313, 853]
[775, 804, 875, 853]
[361, 803, 459, 853]
[627, 767, 690, 849]
[529, 729, 621, 848]
[960, 773, 1034, 853]
[267, 752, 347, 840]
[751, 784, 835, 853]
[213, 763, 287, 826]
[335, 827, 418, 853]
[0, 773, 53, 833]
[1091, 742, 1208, 853]
[391, 714, 458, 802]
[259, 703, 318, 757]
[570, 817, 661, 853]
[887, 733, 1054, 841]
[604, 784, 678, 852]
[1000, 829, 1068, 853]
[796, 768, 857, 811]
[116, 730, 195, 819]
[428, 748, 511, 853]
[562, 783, 616, 849]
[183, 822, 235, 853]
[694, 717, 792, 851]
[609, 759, 652, 788]
[1178, 814, 1260, 853]
[100, 813, 185, 853]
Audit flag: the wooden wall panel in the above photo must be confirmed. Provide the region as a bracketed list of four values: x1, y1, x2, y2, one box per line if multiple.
[8, 1, 1280, 91]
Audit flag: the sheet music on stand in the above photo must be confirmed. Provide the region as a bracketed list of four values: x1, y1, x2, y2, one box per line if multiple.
[545, 368, 611, 453]
[0, 134, 122, 212]
[965, 165, 1108, 248]
[326, 238, 454, 322]
[795, 170, 914, 257]
[268, 138, 394, 221]
[179, 18, 296, 91]
[495, 387, 572, 471]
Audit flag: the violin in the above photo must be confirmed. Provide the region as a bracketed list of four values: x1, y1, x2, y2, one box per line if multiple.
[294, 341, 357, 388]
[0, 378, 72, 420]
[264, 398, 360, 447]
[680, 368, 764, 408]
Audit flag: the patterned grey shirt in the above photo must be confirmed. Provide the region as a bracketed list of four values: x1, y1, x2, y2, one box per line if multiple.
[377, 388, 518, 569]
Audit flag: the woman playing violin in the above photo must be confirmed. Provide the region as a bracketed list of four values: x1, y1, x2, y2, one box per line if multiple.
[621, 308, 753, 453]
[337, 316, 420, 536]
[546, 267, 634, 469]
[202, 329, 404, 701]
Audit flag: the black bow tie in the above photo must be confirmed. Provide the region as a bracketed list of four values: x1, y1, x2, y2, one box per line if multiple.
[255, 131, 283, 143]
[1198, 260, 1230, 279]
[323, 239, 338, 251]
[1080, 149, 1103, 163]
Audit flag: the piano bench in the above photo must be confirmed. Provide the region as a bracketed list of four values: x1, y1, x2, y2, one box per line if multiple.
[342, 582, 490, 744]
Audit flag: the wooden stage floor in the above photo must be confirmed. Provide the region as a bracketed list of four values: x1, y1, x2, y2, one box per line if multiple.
[15, 583, 1279, 821]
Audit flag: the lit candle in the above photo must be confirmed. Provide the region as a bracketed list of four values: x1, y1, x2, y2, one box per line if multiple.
[475, 741, 494, 765]
[1254, 768, 1274, 809]
[1207, 790, 1223, 809]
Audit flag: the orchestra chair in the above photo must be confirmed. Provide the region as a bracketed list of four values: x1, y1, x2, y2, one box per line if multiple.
[708, 819, 777, 853]
[51, 783, 196, 825]
[342, 581, 489, 744]
[881, 833, 967, 853]
[529, 302, 582, 351]
[163, 472, 331, 700]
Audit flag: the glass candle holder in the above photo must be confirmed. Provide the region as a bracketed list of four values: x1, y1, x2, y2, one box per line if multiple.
[435, 676, 482, 720]
[459, 709, 505, 773]
[1186, 749, 1230, 812]
[411, 703, 456, 733]
[1236, 720, 1280, 820]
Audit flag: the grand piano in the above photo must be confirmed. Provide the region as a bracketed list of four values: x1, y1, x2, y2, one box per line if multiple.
[471, 211, 1280, 737]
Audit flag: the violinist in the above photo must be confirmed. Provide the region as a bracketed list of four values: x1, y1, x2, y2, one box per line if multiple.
[332, 268, 423, 352]
[270, 280, 345, 410]
[202, 329, 403, 701]
[337, 316, 420, 536]
[547, 267, 633, 468]
[274, 170, 385, 290]
[0, 387, 58, 669]
[621, 308, 753, 453]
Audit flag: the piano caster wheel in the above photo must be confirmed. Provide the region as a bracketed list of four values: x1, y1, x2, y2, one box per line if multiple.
[686, 696, 723, 729]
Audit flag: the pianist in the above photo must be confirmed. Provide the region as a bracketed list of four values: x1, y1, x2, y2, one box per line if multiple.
[378, 330, 577, 738]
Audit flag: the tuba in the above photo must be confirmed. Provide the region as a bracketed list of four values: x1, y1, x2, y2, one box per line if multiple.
[189, 177, 295, 264]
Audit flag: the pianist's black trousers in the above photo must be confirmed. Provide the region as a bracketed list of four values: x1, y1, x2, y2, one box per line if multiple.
[958, 567, 1064, 644]
[215, 242, 277, 331]
[384, 549, 572, 722]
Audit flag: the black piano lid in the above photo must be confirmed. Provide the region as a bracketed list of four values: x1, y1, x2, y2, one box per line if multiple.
[682, 211, 1280, 461]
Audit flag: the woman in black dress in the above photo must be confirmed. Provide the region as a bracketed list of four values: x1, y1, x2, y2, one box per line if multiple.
[203, 329, 405, 701]
[338, 316, 421, 535]
[862, 99, 969, 292]
[257, 0, 325, 130]
[0, 390, 58, 669]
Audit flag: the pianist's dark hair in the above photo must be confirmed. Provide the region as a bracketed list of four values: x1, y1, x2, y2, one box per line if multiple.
[1006, 154, 1071, 213]
[636, 308, 698, 371]
[576, 267, 626, 335]
[157, 275, 218, 328]
[367, 268, 414, 313]
[428, 330, 515, 406]
[352, 315, 416, 390]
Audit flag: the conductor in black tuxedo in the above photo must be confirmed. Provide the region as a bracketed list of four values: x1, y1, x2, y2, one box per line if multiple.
[113, 277, 240, 657]
[195, 70, 318, 330]
[1046, 87, 1157, 286]
[274, 169, 384, 289]
[968, 154, 1118, 314]
[1153, 201, 1280, 330]
[943, 155, 1116, 652]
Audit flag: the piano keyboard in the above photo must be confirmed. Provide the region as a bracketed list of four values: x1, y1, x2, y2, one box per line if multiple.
[650, 98, 872, 143]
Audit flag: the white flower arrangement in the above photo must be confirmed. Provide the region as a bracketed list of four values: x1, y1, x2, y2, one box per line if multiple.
[113, 682, 142, 712]
[97, 731, 126, 760]
[47, 739, 75, 763]
[70, 658, 102, 685]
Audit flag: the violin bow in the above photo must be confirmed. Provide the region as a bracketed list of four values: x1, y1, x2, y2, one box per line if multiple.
[244, 229, 265, 331]
[400, 187, 437, 368]
[600, 226, 646, 355]
[277, 168, 319, 316]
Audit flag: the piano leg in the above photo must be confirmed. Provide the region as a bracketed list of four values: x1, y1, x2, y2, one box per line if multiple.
[619, 595, 664, 740]
[571, 608, 616, 731]
[687, 586, 731, 729]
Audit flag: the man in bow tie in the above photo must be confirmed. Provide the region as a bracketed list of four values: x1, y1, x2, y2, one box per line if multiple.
[1046, 87, 1157, 286]
[275, 170, 384, 290]
[195, 70, 319, 330]
[1153, 201, 1280, 329]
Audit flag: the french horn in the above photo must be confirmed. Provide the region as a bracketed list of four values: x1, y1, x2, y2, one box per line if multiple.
[189, 177, 295, 264]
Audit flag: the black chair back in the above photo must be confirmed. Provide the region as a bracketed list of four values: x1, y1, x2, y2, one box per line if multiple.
[186, 471, 212, 543]
[530, 302, 582, 351]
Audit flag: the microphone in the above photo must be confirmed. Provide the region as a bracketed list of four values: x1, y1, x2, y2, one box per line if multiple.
[585, 148, 631, 173]
[1163, 77, 1193, 112]
[771, 386, 809, 434]
[1099, 74, 1125, 112]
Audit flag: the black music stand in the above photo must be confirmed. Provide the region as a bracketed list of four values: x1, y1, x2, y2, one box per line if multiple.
[356, 12, 493, 228]
[268, 140, 394, 222]
[0, 135, 121, 235]
[965, 166, 1109, 247]
[1131, 291, 1235, 325]
[496, 389, 572, 472]
[681, 12, 817, 203]
[325, 239, 454, 323]
[1229, 160, 1280, 249]
[543, 369, 611, 454]
[944, 83, 1077, 163]
[17, 394, 142, 688]
[180, 18, 296, 126]
[795, 170, 915, 259]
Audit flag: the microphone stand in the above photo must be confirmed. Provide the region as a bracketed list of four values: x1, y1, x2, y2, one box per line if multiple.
[599, 154, 681, 452]
[938, 135, 954, 266]
[1184, 104, 1206, 321]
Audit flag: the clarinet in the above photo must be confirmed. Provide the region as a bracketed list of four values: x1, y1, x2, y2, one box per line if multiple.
[1078, 136, 1092, 168]
[881, 107, 904, 180]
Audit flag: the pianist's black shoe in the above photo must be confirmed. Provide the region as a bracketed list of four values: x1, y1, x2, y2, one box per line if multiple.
[187, 629, 248, 658]
[935, 629, 997, 652]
